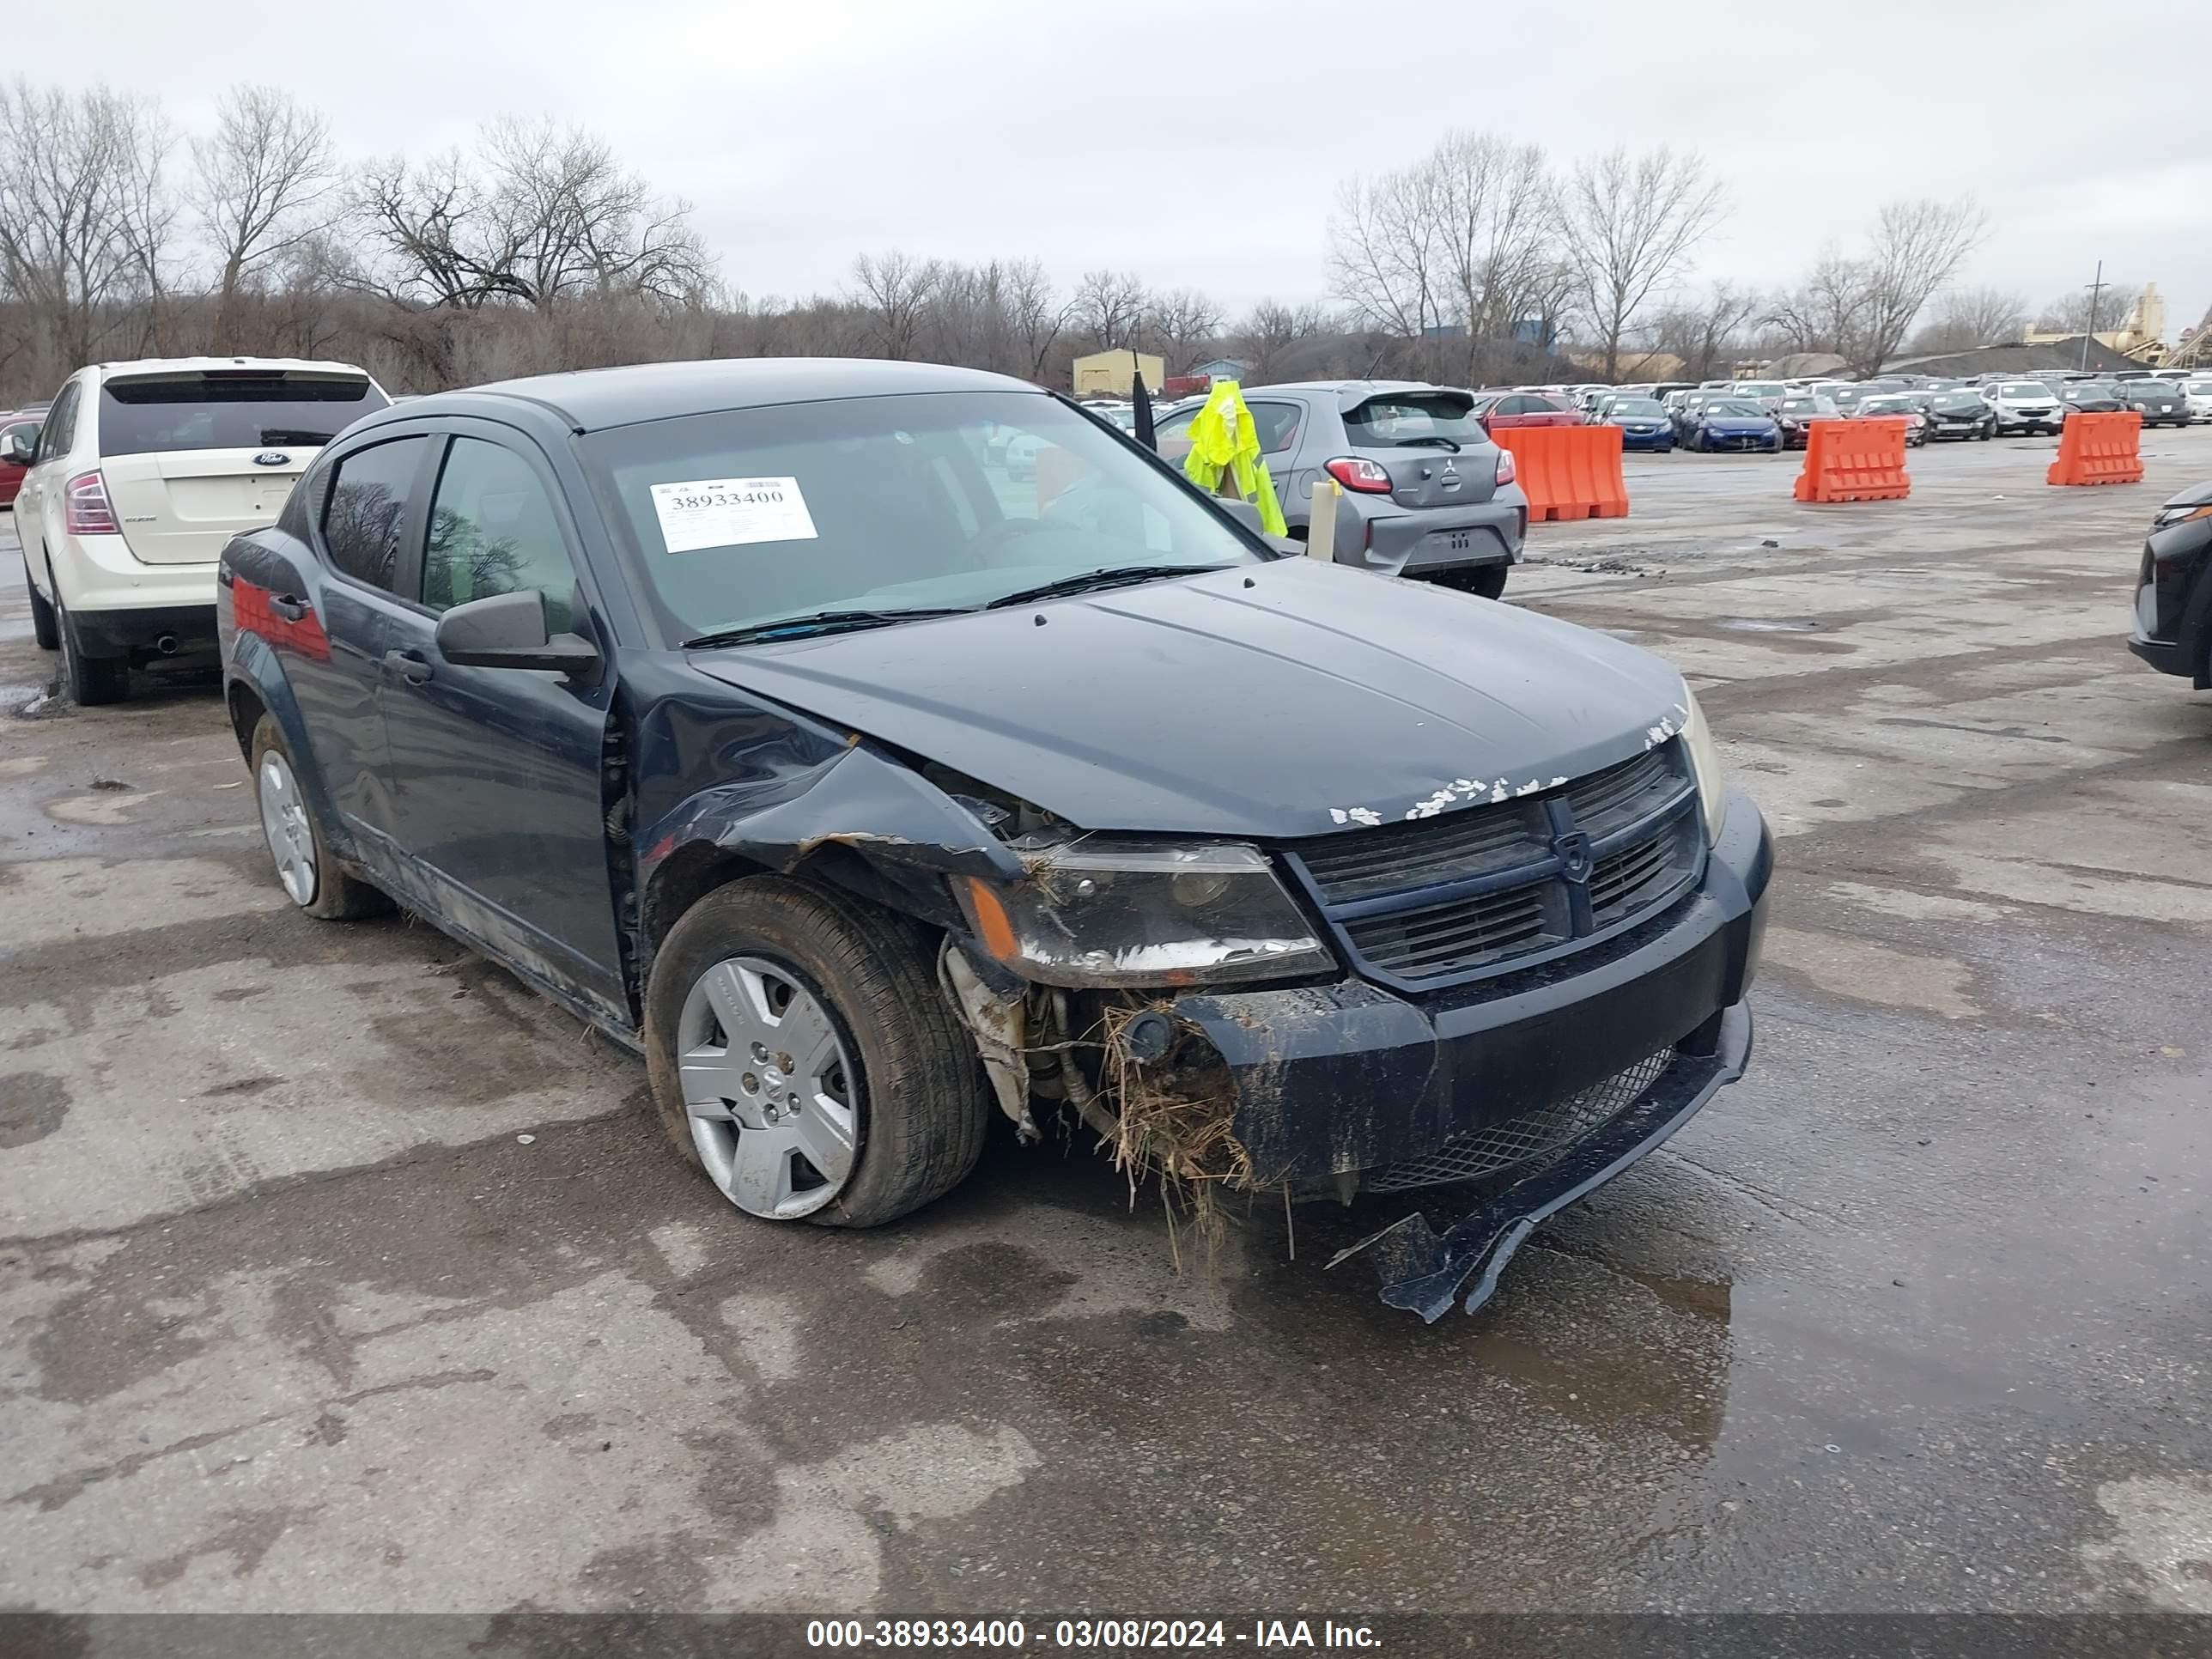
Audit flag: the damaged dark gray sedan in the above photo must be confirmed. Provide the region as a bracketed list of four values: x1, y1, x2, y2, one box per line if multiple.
[216, 359, 1772, 1322]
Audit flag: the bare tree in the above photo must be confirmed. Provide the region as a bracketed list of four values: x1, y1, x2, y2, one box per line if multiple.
[1906, 286, 2027, 355]
[349, 121, 711, 315]
[1006, 258, 1070, 380]
[2035, 280, 2140, 337]
[191, 85, 336, 344]
[1328, 165, 1448, 343]
[1559, 146, 1727, 380]
[1072, 269, 1149, 350]
[1428, 131, 1557, 383]
[1652, 283, 1762, 381]
[1850, 198, 1985, 375]
[0, 80, 173, 374]
[850, 249, 942, 359]
[1146, 287, 1221, 372]
[1232, 298, 1327, 383]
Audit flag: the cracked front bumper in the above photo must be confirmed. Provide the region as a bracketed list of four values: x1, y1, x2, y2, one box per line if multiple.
[1174, 791, 1771, 1316]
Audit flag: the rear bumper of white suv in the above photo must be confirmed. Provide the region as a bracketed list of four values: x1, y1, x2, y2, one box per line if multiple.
[50, 532, 220, 614]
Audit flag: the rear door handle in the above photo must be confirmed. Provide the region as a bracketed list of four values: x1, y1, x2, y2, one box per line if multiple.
[269, 593, 310, 622]
[384, 647, 434, 684]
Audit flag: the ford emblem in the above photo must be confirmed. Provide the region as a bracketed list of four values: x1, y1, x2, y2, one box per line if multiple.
[252, 452, 290, 467]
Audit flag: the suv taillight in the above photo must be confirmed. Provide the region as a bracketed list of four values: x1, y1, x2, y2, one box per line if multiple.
[1323, 456, 1394, 495]
[1494, 448, 1516, 487]
[64, 470, 117, 536]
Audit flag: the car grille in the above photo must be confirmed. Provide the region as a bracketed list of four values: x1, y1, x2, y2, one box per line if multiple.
[1282, 742, 1703, 990]
[1357, 1045, 1676, 1194]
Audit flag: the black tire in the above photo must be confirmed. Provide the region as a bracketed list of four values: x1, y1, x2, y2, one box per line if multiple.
[56, 598, 130, 705]
[1433, 562, 1508, 600]
[644, 875, 988, 1229]
[24, 551, 58, 651]
[248, 715, 388, 921]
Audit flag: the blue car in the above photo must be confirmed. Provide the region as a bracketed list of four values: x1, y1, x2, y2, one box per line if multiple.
[1601, 395, 1675, 453]
[1686, 398, 1784, 453]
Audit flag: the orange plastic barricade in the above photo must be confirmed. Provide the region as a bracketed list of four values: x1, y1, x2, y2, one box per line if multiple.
[1490, 424, 1629, 523]
[2047, 410, 2143, 486]
[1792, 417, 1911, 503]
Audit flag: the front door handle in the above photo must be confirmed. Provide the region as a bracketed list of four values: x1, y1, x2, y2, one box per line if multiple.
[269, 593, 310, 622]
[384, 647, 434, 684]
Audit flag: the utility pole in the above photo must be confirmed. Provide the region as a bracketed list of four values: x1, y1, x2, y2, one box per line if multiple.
[2081, 260, 2107, 371]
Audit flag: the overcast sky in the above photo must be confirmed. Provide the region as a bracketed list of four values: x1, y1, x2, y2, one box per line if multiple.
[19, 0, 2212, 341]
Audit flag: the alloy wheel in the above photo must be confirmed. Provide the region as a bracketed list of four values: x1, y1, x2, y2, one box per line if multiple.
[677, 955, 859, 1218]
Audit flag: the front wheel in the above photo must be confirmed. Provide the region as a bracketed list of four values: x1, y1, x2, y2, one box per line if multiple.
[644, 877, 988, 1228]
[24, 552, 58, 651]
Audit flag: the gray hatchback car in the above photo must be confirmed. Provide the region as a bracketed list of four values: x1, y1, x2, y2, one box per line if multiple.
[1153, 381, 1528, 598]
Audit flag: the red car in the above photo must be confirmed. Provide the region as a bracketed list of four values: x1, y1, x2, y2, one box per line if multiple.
[1474, 391, 1586, 431]
[0, 410, 40, 507]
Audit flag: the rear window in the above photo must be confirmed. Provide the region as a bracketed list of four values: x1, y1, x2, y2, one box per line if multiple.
[1342, 394, 1486, 449]
[98, 373, 386, 459]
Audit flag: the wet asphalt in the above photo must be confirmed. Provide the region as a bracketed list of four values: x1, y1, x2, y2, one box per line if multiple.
[1, 428, 2208, 1619]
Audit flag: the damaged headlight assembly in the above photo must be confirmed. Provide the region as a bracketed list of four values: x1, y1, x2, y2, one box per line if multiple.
[1680, 688, 1728, 840]
[957, 839, 1336, 988]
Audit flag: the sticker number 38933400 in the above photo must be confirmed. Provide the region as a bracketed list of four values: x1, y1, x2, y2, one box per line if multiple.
[649, 477, 819, 553]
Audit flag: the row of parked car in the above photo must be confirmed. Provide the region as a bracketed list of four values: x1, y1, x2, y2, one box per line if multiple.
[0, 349, 1776, 1322]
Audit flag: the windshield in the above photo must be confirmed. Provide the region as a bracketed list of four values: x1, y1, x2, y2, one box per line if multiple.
[1342, 393, 1486, 448]
[98, 372, 385, 459]
[1735, 383, 1784, 399]
[1608, 398, 1666, 416]
[1932, 394, 1985, 410]
[580, 390, 1261, 642]
[1780, 398, 1833, 415]
[1708, 400, 1766, 418]
[1998, 383, 2048, 398]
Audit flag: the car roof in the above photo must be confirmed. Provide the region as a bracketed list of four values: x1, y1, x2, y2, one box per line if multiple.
[82, 356, 374, 380]
[1252, 379, 1474, 411]
[373, 357, 1042, 435]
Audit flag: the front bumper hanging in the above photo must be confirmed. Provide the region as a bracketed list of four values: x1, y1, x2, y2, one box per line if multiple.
[1325, 1002, 1752, 1321]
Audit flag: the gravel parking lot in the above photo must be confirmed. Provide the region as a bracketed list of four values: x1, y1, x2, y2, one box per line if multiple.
[3, 429, 2208, 1618]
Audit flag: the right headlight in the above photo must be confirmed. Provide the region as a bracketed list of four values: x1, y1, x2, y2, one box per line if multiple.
[958, 838, 1336, 989]
[1680, 689, 1729, 841]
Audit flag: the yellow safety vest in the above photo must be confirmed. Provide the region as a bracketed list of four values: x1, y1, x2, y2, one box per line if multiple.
[1179, 380, 1287, 537]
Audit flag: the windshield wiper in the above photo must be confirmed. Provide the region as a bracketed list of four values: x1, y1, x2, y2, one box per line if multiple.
[1399, 435, 1462, 451]
[984, 564, 1236, 610]
[682, 606, 970, 648]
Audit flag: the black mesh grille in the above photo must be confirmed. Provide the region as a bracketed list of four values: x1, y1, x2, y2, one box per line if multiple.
[1357, 1046, 1676, 1194]
[1282, 740, 1702, 990]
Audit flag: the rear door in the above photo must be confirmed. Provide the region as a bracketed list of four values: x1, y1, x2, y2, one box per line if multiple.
[377, 425, 623, 1017]
[1341, 392, 1499, 510]
[289, 432, 439, 867]
[95, 369, 388, 564]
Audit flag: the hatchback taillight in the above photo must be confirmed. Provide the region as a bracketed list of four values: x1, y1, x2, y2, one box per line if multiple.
[1494, 448, 1516, 487]
[64, 470, 117, 536]
[1323, 456, 1394, 495]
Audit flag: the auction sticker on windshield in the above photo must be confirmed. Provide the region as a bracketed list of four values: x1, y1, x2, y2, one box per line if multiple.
[650, 477, 819, 552]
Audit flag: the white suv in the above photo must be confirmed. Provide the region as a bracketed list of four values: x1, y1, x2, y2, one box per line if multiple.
[12, 357, 388, 703]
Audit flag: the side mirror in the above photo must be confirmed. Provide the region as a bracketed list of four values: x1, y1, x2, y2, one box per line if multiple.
[3, 428, 37, 466]
[434, 588, 600, 677]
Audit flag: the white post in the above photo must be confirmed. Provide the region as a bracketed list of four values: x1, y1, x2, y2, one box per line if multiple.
[1306, 479, 1340, 562]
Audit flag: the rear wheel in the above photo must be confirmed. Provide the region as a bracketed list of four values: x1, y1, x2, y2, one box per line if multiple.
[249, 716, 387, 921]
[644, 877, 988, 1228]
[24, 552, 58, 651]
[57, 599, 129, 705]
[1433, 563, 1508, 600]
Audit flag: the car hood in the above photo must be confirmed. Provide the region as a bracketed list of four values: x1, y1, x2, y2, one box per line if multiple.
[2160, 477, 2212, 509]
[690, 561, 1689, 840]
